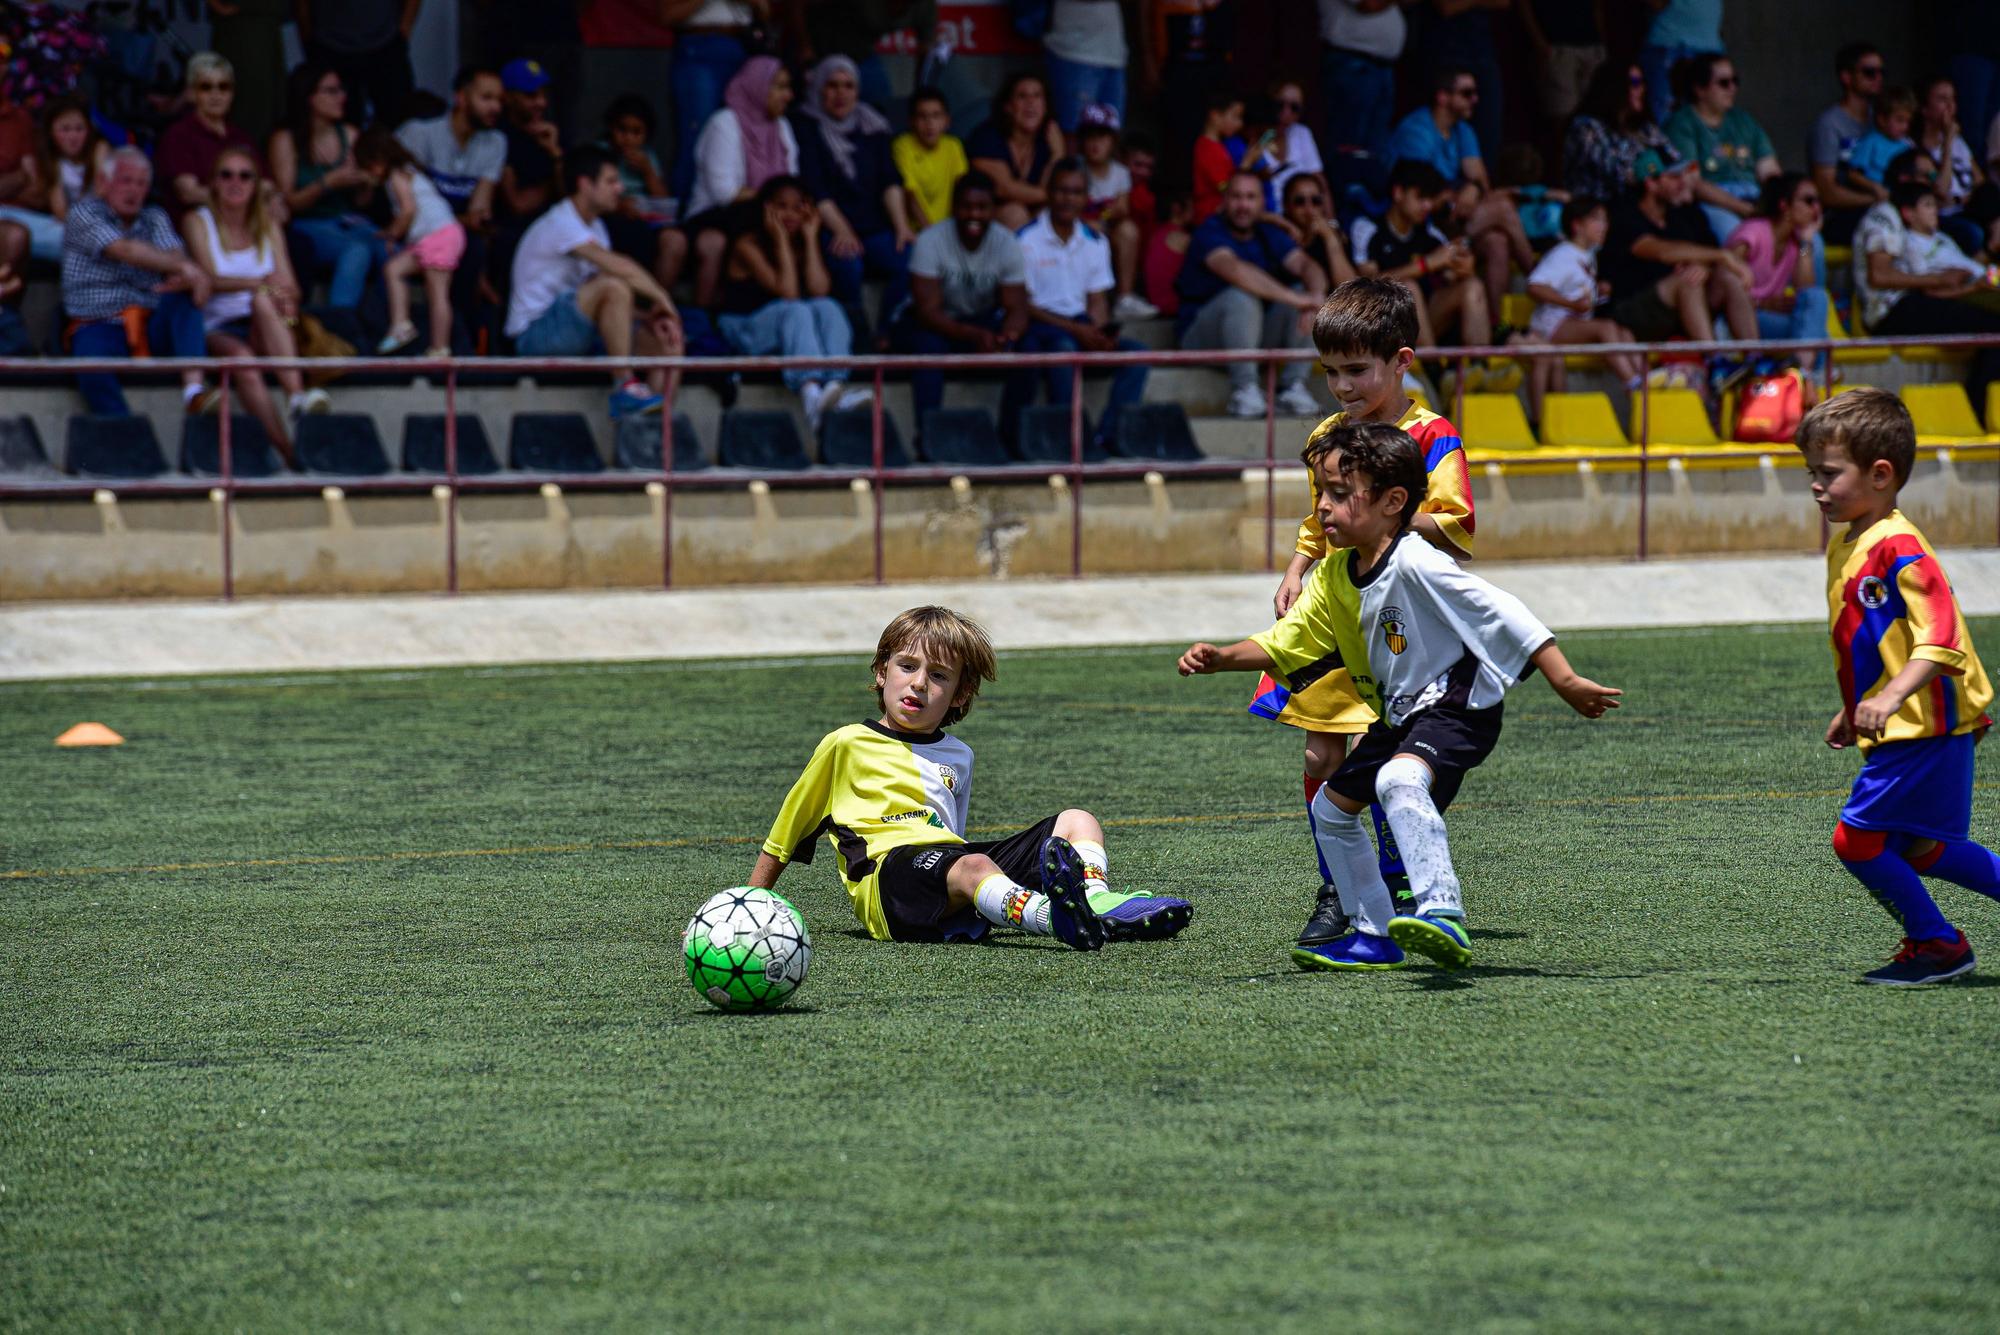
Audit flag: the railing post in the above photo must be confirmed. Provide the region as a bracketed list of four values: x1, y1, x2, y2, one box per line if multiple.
[1069, 360, 1083, 578]
[1264, 356, 1277, 572]
[218, 371, 234, 601]
[444, 365, 459, 595]
[1637, 347, 1650, 562]
[660, 358, 676, 589]
[871, 364, 885, 585]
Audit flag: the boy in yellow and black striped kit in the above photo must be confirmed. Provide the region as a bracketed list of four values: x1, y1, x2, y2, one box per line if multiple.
[750, 606, 1193, 946]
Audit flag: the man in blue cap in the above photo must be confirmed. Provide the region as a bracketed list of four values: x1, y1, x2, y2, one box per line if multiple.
[1602, 146, 1757, 348]
[500, 58, 562, 223]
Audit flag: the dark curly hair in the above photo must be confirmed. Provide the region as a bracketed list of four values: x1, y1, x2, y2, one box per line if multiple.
[1301, 421, 1426, 527]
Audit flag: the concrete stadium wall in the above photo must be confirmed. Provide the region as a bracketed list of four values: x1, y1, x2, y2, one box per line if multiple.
[4, 452, 1993, 602]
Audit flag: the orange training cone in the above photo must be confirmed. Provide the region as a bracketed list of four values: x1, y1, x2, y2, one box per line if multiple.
[55, 722, 124, 747]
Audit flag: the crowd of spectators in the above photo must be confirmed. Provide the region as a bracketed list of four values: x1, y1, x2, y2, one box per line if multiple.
[9, 1, 2000, 454]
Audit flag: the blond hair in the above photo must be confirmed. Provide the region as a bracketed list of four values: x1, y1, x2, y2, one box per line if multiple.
[185, 51, 234, 93]
[871, 606, 998, 727]
[1796, 387, 1916, 486]
[209, 146, 272, 262]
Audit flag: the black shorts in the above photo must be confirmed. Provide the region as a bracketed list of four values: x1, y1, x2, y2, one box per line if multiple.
[1609, 286, 1682, 343]
[877, 813, 1060, 943]
[1323, 704, 1504, 812]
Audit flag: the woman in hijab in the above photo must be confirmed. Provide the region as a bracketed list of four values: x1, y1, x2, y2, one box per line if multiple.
[685, 56, 800, 309]
[794, 55, 914, 327]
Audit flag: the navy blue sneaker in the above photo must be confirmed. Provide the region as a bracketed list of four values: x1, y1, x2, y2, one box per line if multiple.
[1863, 932, 1976, 985]
[1088, 889, 1193, 941]
[609, 381, 664, 419]
[1292, 931, 1407, 972]
[1040, 836, 1106, 951]
[1388, 913, 1473, 969]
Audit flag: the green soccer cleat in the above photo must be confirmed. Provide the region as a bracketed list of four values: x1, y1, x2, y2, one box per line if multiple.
[1388, 913, 1473, 970]
[1086, 888, 1194, 941]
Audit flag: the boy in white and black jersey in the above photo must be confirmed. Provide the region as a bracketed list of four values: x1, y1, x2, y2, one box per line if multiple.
[1179, 421, 1622, 972]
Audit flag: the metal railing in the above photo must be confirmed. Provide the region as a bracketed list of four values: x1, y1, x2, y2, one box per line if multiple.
[3, 332, 1997, 599]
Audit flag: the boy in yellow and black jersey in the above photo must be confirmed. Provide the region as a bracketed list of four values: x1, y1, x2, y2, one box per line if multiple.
[749, 606, 1193, 946]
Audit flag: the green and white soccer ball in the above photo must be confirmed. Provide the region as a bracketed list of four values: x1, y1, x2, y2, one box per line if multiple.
[684, 887, 812, 1012]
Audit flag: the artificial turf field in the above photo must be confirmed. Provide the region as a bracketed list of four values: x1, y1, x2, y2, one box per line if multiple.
[5, 619, 1999, 1332]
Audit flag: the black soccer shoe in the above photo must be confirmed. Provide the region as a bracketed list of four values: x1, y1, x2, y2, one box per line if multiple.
[1297, 884, 1352, 947]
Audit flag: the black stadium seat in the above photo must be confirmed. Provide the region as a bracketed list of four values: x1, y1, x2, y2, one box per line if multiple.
[509, 413, 604, 472]
[1014, 403, 1106, 464]
[0, 416, 56, 477]
[402, 414, 500, 474]
[180, 414, 284, 477]
[918, 408, 1007, 467]
[1111, 403, 1203, 462]
[819, 406, 910, 468]
[295, 414, 391, 475]
[613, 413, 707, 471]
[718, 410, 809, 470]
[65, 415, 168, 478]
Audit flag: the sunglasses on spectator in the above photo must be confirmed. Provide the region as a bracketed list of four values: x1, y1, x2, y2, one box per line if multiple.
[1856, 64, 1884, 78]
[1289, 192, 1324, 206]
[196, 81, 233, 92]
[1709, 75, 1738, 88]
[217, 168, 256, 181]
[1454, 86, 1478, 98]
[1277, 98, 1303, 110]
[1628, 72, 1645, 86]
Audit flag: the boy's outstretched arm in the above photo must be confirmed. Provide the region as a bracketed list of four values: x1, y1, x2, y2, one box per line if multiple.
[747, 852, 784, 890]
[1530, 640, 1622, 718]
[1178, 640, 1278, 676]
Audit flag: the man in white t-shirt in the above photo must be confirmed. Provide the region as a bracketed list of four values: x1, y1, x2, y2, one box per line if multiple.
[507, 145, 684, 419]
[1018, 157, 1149, 450]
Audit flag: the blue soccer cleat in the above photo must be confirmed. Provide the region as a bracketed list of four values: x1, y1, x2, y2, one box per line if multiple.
[1089, 889, 1193, 942]
[1040, 836, 1106, 951]
[1863, 932, 1976, 986]
[1291, 930, 1407, 972]
[1388, 913, 1473, 969]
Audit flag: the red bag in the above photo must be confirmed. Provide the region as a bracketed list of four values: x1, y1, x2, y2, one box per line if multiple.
[1734, 369, 1806, 443]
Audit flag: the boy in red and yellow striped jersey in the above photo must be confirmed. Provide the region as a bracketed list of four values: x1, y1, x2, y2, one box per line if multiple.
[1252, 278, 1475, 948]
[1800, 389, 1997, 985]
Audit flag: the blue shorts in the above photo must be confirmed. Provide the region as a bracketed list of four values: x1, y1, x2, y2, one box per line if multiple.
[512, 292, 604, 357]
[1840, 732, 1977, 843]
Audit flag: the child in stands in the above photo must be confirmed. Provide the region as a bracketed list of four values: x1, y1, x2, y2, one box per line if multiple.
[356, 126, 464, 357]
[1524, 196, 1646, 422]
[1075, 104, 1157, 320]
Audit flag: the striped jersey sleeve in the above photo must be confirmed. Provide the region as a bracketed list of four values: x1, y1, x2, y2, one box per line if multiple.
[1294, 403, 1476, 560]
[1826, 512, 1993, 749]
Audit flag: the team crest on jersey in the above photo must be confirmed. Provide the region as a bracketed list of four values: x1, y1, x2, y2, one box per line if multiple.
[936, 763, 958, 792]
[1857, 575, 1889, 609]
[1379, 608, 1409, 655]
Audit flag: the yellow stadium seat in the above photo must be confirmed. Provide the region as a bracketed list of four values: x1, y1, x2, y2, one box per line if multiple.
[1458, 392, 1538, 450]
[1540, 392, 1629, 448]
[1827, 303, 1889, 365]
[1988, 382, 2000, 432]
[1500, 292, 1535, 329]
[1901, 383, 1985, 439]
[1627, 388, 1717, 446]
[1823, 244, 1852, 270]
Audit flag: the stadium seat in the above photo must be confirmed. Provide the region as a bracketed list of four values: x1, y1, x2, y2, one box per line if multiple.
[1459, 393, 1536, 451]
[0, 416, 55, 477]
[295, 414, 390, 475]
[508, 413, 604, 472]
[401, 414, 500, 474]
[1900, 383, 1986, 440]
[1988, 383, 2000, 433]
[65, 416, 168, 478]
[1014, 403, 1106, 463]
[1628, 389, 1717, 447]
[1539, 392, 1629, 449]
[1499, 292, 1535, 330]
[181, 414, 285, 477]
[1111, 402, 1202, 461]
[917, 408, 1008, 467]
[1826, 304, 1888, 365]
[613, 413, 707, 471]
[718, 410, 810, 470]
[819, 407, 912, 468]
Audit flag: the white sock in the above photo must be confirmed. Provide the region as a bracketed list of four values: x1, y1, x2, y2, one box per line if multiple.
[974, 873, 1052, 935]
[182, 383, 204, 405]
[1309, 788, 1395, 935]
[1376, 756, 1463, 919]
[1070, 839, 1110, 898]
